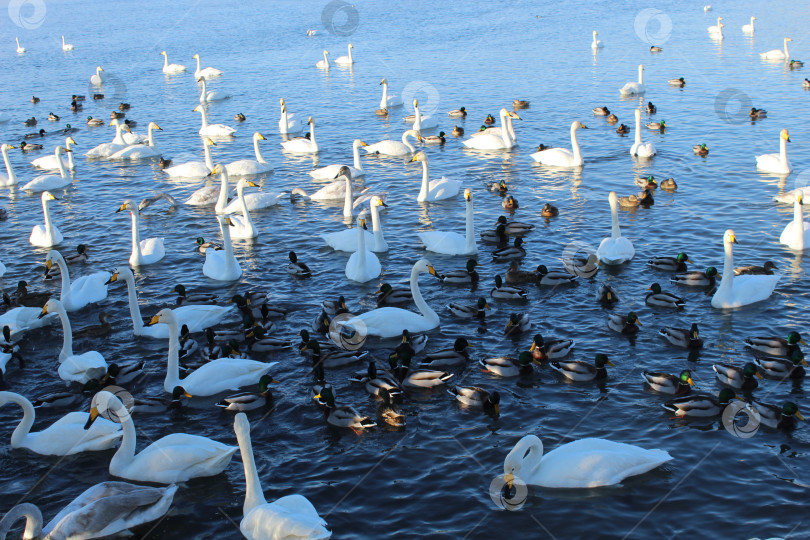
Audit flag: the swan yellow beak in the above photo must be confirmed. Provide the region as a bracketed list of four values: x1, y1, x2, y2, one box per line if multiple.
[45, 192, 58, 201]
[116, 203, 128, 213]
[154, 124, 162, 131]
[225, 217, 235, 226]
[84, 407, 99, 429]
[45, 259, 53, 271]
[428, 265, 438, 277]
[38, 304, 49, 318]
[104, 272, 119, 285]
[504, 473, 514, 488]
[206, 139, 216, 146]
[579, 123, 589, 129]
[160, 51, 166, 55]
[307, 116, 313, 124]
[247, 181, 259, 187]
[68, 137, 77, 145]
[729, 233, 737, 244]
[258, 133, 266, 140]
[410, 155, 418, 162]
[360, 141, 368, 146]
[146, 314, 161, 326]
[379, 78, 385, 85]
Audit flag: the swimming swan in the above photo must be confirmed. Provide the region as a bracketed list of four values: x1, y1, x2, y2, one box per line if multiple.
[419, 188, 477, 255]
[29, 191, 63, 248]
[531, 121, 588, 167]
[711, 229, 780, 308]
[597, 191, 635, 265]
[755, 129, 791, 174]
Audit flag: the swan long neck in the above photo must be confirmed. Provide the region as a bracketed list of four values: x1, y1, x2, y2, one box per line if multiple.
[413, 103, 422, 132]
[221, 218, 237, 275]
[411, 264, 438, 322]
[237, 182, 253, 227]
[1, 146, 16, 184]
[343, 175, 353, 217]
[347, 44, 353, 63]
[309, 121, 318, 151]
[199, 78, 207, 103]
[65, 138, 75, 169]
[403, 131, 416, 153]
[42, 196, 55, 241]
[53, 300, 74, 361]
[718, 237, 735, 295]
[371, 202, 385, 251]
[418, 158, 429, 200]
[465, 195, 475, 253]
[164, 315, 181, 390]
[235, 419, 267, 513]
[8, 394, 36, 450]
[785, 38, 790, 59]
[199, 108, 209, 129]
[163, 53, 169, 68]
[357, 219, 367, 268]
[195, 56, 202, 72]
[506, 114, 516, 143]
[352, 140, 363, 171]
[130, 210, 142, 260]
[203, 143, 214, 170]
[380, 82, 388, 110]
[253, 135, 266, 164]
[216, 170, 229, 213]
[780, 135, 788, 165]
[500, 110, 512, 146]
[634, 110, 642, 145]
[570, 122, 582, 162]
[794, 198, 805, 250]
[610, 196, 621, 239]
[54, 255, 71, 305]
[55, 147, 68, 178]
[108, 394, 138, 472]
[638, 64, 644, 85]
[147, 124, 156, 147]
[0, 502, 42, 540]
[122, 271, 144, 334]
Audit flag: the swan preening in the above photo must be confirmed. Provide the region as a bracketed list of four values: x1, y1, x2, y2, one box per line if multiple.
[619, 64, 645, 96]
[756, 129, 791, 174]
[531, 121, 587, 167]
[711, 229, 779, 308]
[597, 191, 635, 265]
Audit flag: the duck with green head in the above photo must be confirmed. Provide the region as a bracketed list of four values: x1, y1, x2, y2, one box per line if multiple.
[748, 401, 804, 429]
[753, 349, 807, 379]
[420, 338, 471, 367]
[663, 389, 740, 417]
[216, 374, 278, 411]
[712, 362, 762, 390]
[648, 252, 690, 272]
[745, 331, 805, 357]
[439, 259, 480, 284]
[645, 283, 685, 308]
[659, 323, 703, 349]
[608, 312, 641, 334]
[671, 266, 718, 288]
[479, 351, 533, 378]
[448, 298, 489, 319]
[642, 369, 694, 395]
[549, 354, 614, 382]
[448, 386, 500, 415]
[316, 385, 376, 431]
[530, 334, 574, 362]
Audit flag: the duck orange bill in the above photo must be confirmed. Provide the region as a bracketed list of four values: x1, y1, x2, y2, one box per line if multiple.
[802, 359, 809, 367]
[183, 391, 192, 398]
[530, 343, 537, 351]
[755, 372, 764, 379]
[84, 407, 99, 429]
[606, 360, 616, 367]
[635, 319, 642, 326]
[796, 411, 805, 421]
[494, 404, 500, 415]
[312, 393, 321, 400]
[687, 378, 695, 386]
[146, 315, 161, 326]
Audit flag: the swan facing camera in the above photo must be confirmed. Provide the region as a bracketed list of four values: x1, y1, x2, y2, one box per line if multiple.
[714, 88, 752, 125]
[489, 474, 527, 511]
[722, 401, 760, 439]
[8, 0, 47, 29]
[321, 0, 359, 37]
[329, 312, 367, 351]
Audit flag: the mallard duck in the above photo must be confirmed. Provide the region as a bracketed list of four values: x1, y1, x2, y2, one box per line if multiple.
[304, 339, 368, 369]
[734, 261, 777, 275]
[24, 117, 37, 127]
[377, 283, 412, 307]
[419, 338, 471, 368]
[111, 111, 125, 119]
[24, 128, 46, 138]
[216, 374, 277, 411]
[536, 143, 551, 151]
[635, 176, 658, 189]
[48, 112, 60, 122]
[502, 195, 519, 210]
[245, 326, 293, 352]
[480, 223, 508, 244]
[234, 113, 246, 122]
[670, 267, 718, 287]
[123, 119, 137, 129]
[659, 178, 677, 191]
[72, 95, 85, 102]
[749, 107, 767, 119]
[563, 253, 598, 278]
[100, 360, 145, 386]
[504, 218, 535, 236]
[396, 329, 428, 356]
[480, 351, 533, 377]
[452, 125, 464, 136]
[448, 298, 489, 319]
[491, 275, 527, 300]
[663, 389, 739, 417]
[745, 332, 804, 357]
[73, 313, 112, 339]
[93, 93, 104, 99]
[351, 361, 403, 400]
[56, 124, 78, 135]
[32, 391, 81, 409]
[606, 113, 618, 124]
[316, 386, 376, 430]
[747, 401, 804, 429]
[505, 261, 537, 284]
[448, 107, 467, 118]
[642, 369, 694, 395]
[513, 99, 530, 109]
[646, 283, 685, 308]
[158, 157, 172, 169]
[549, 353, 614, 381]
[287, 251, 311, 278]
[195, 236, 221, 254]
[646, 101, 657, 114]
[19, 141, 43, 152]
[541, 203, 559, 218]
[789, 60, 804, 69]
[593, 106, 610, 116]
[597, 282, 619, 305]
[321, 297, 348, 317]
[439, 259, 479, 284]
[713, 362, 762, 390]
[505, 313, 531, 336]
[487, 180, 508, 193]
[448, 386, 500, 414]
[668, 77, 685, 87]
[803, 78, 810, 89]
[178, 325, 198, 359]
[648, 252, 690, 272]
[650, 46, 663, 53]
[659, 323, 703, 349]
[646, 120, 666, 130]
[30, 96, 40, 103]
[119, 103, 130, 111]
[131, 386, 190, 414]
[535, 265, 576, 286]
[174, 284, 217, 306]
[493, 238, 526, 262]
[530, 334, 574, 361]
[375, 107, 388, 116]
[608, 312, 641, 334]
[753, 350, 806, 379]
[423, 131, 446, 145]
[13, 280, 51, 307]
[483, 114, 496, 125]
[377, 387, 405, 428]
[391, 349, 453, 389]
[693, 144, 709, 156]
[86, 116, 104, 126]
[70, 100, 82, 112]
[616, 124, 630, 135]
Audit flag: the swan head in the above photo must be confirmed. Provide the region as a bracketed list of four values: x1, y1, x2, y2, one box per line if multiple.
[786, 37, 793, 43]
[796, 192, 803, 204]
[41, 191, 58, 203]
[146, 307, 178, 328]
[97, 66, 104, 72]
[193, 105, 203, 113]
[503, 434, 543, 483]
[379, 78, 387, 85]
[196, 76, 205, 83]
[781, 129, 791, 142]
[44, 250, 63, 272]
[234, 412, 250, 438]
[1, 143, 15, 151]
[307, 116, 314, 125]
[371, 195, 387, 208]
[410, 151, 427, 163]
[608, 191, 618, 205]
[414, 258, 437, 277]
[116, 200, 136, 213]
[575, 121, 588, 130]
[253, 132, 266, 141]
[149, 122, 162, 131]
[353, 139, 368, 148]
[724, 229, 738, 245]
[464, 188, 472, 201]
[85, 390, 131, 429]
[192, 53, 200, 59]
[160, 51, 167, 56]
[334, 165, 353, 181]
[67, 136, 77, 146]
[39, 298, 61, 319]
[348, 43, 354, 49]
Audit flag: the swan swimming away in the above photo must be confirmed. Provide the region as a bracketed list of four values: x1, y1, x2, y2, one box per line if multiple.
[462, 109, 519, 150]
[780, 192, 810, 251]
[364, 129, 420, 156]
[194, 105, 236, 137]
[192, 53, 223, 79]
[45, 249, 109, 312]
[165, 137, 216, 177]
[281, 117, 318, 153]
[502, 434, 672, 488]
[61, 35, 74, 51]
[597, 191, 635, 265]
[160, 51, 186, 73]
[41, 298, 109, 384]
[22, 146, 72, 192]
[630, 109, 656, 158]
[203, 214, 243, 281]
[0, 143, 20, 186]
[345, 215, 381, 283]
[29, 191, 63, 248]
[31, 136, 77, 170]
[756, 129, 791, 174]
[419, 188, 477, 255]
[531, 121, 588, 167]
[226, 132, 273, 176]
[761, 38, 792, 60]
[711, 229, 780, 308]
[619, 64, 645, 96]
[335, 43, 354, 65]
[117, 200, 165, 266]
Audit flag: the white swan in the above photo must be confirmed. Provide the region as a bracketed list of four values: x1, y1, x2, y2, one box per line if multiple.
[45, 250, 109, 311]
[379, 78, 402, 110]
[339, 259, 440, 338]
[597, 191, 635, 265]
[0, 143, 19, 186]
[194, 105, 235, 137]
[411, 151, 462, 202]
[619, 64, 645, 96]
[281, 117, 318, 153]
[42, 298, 108, 384]
[346, 215, 381, 283]
[226, 132, 273, 176]
[108, 122, 162, 160]
[228, 179, 259, 239]
[278, 98, 301, 134]
[108, 267, 234, 338]
[213, 164, 281, 213]
[503, 434, 672, 489]
[756, 129, 791, 174]
[31, 136, 77, 170]
[310, 139, 367, 179]
[117, 200, 165, 266]
[708, 17, 723, 35]
[364, 129, 420, 156]
[160, 51, 186, 73]
[780, 192, 810, 251]
[531, 121, 588, 167]
[192, 53, 223, 79]
[15, 37, 25, 53]
[22, 146, 72, 192]
[149, 309, 276, 395]
[204, 215, 242, 281]
[0, 307, 56, 337]
[742, 16, 756, 34]
[316, 50, 329, 69]
[406, 99, 438, 131]
[419, 188, 477, 255]
[335, 43, 354, 65]
[462, 109, 518, 150]
[61, 35, 74, 51]
[165, 138, 216, 177]
[712, 229, 780, 308]
[90, 66, 103, 86]
[761, 38, 792, 60]
[0, 483, 176, 540]
[322, 195, 386, 252]
[85, 119, 129, 157]
[29, 191, 63, 248]
[630, 109, 656, 158]
[234, 413, 331, 540]
[184, 164, 232, 208]
[87, 390, 237, 483]
[198, 76, 231, 103]
[0, 391, 120, 456]
[591, 30, 603, 49]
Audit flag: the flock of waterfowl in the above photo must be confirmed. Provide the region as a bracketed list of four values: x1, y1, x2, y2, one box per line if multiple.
[0, 7, 808, 539]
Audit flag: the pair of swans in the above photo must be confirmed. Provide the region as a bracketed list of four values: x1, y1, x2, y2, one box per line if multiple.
[462, 109, 520, 150]
[108, 122, 162, 160]
[160, 50, 186, 73]
[199, 76, 230, 103]
[619, 64, 645, 96]
[345, 215, 381, 283]
[226, 132, 273, 176]
[228, 178, 262, 239]
[31, 136, 77, 170]
[404, 99, 438, 131]
[419, 188, 477, 255]
[42, 298, 108, 384]
[45, 250, 109, 311]
[780, 192, 810, 251]
[597, 192, 635, 265]
[21, 147, 72, 192]
[712, 230, 779, 308]
[761, 37, 792, 60]
[281, 117, 318, 153]
[379, 78, 402, 110]
[0, 482, 176, 540]
[107, 267, 234, 338]
[186, 165, 283, 211]
[30, 191, 62, 247]
[204, 215, 242, 281]
[364, 129, 420, 156]
[295, 166, 365, 219]
[322, 194, 388, 252]
[234, 413, 331, 539]
[502, 434, 672, 489]
[310, 139, 367, 179]
[165, 137, 216, 177]
[339, 259, 440, 338]
[278, 98, 301, 134]
[117, 200, 165, 266]
[756, 129, 791, 174]
[708, 17, 724, 39]
[411, 151, 462, 202]
[85, 119, 130, 157]
[194, 105, 235, 137]
[531, 121, 587, 167]
[630, 109, 656, 158]
[193, 53, 223, 79]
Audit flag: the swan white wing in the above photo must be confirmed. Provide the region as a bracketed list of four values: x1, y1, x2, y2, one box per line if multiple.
[756, 152, 790, 173]
[619, 82, 644, 95]
[711, 274, 780, 308]
[21, 412, 121, 455]
[109, 146, 161, 160]
[636, 142, 656, 158]
[309, 179, 347, 201]
[179, 358, 276, 395]
[363, 140, 409, 156]
[225, 160, 273, 176]
[173, 305, 235, 332]
[462, 134, 510, 150]
[345, 250, 381, 283]
[224, 192, 285, 212]
[342, 307, 437, 338]
[166, 161, 211, 178]
[774, 187, 810, 204]
[0, 307, 56, 334]
[241, 495, 330, 540]
[22, 174, 72, 192]
[530, 148, 576, 167]
[136, 238, 166, 265]
[203, 250, 242, 281]
[780, 220, 810, 249]
[281, 139, 316, 152]
[418, 231, 469, 255]
[185, 185, 221, 206]
[58, 351, 107, 383]
[31, 155, 71, 170]
[425, 178, 462, 201]
[65, 272, 109, 310]
[597, 238, 635, 265]
[309, 164, 362, 179]
[117, 433, 236, 483]
[30, 224, 63, 247]
[199, 125, 235, 137]
[322, 229, 373, 252]
[85, 143, 128, 158]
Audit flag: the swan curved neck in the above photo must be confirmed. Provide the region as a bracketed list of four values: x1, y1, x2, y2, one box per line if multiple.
[402, 132, 416, 152]
[108, 395, 138, 472]
[203, 143, 214, 170]
[65, 138, 75, 168]
[370, 202, 385, 251]
[410, 265, 438, 322]
[500, 110, 511, 146]
[1, 146, 16, 184]
[130, 210, 142, 261]
[195, 56, 202, 72]
[0, 502, 42, 540]
[122, 271, 144, 334]
[199, 108, 209, 128]
[785, 39, 790, 58]
[352, 141, 363, 171]
[220, 219, 237, 275]
[235, 422, 267, 512]
[414, 103, 422, 131]
[55, 148, 68, 178]
[8, 394, 36, 450]
[610, 197, 621, 239]
[216, 171, 229, 213]
[163, 54, 169, 68]
[343, 175, 353, 217]
[42, 197, 55, 241]
[147, 125, 156, 147]
[634, 111, 642, 144]
[380, 82, 389, 110]
[308, 121, 317, 150]
[718, 239, 735, 295]
[780, 136, 788, 165]
[54, 255, 72, 306]
[53, 301, 74, 360]
[356, 220, 367, 268]
[163, 315, 182, 391]
[253, 136, 266, 164]
[418, 158, 429, 200]
[199, 78, 207, 102]
[237, 182, 253, 226]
